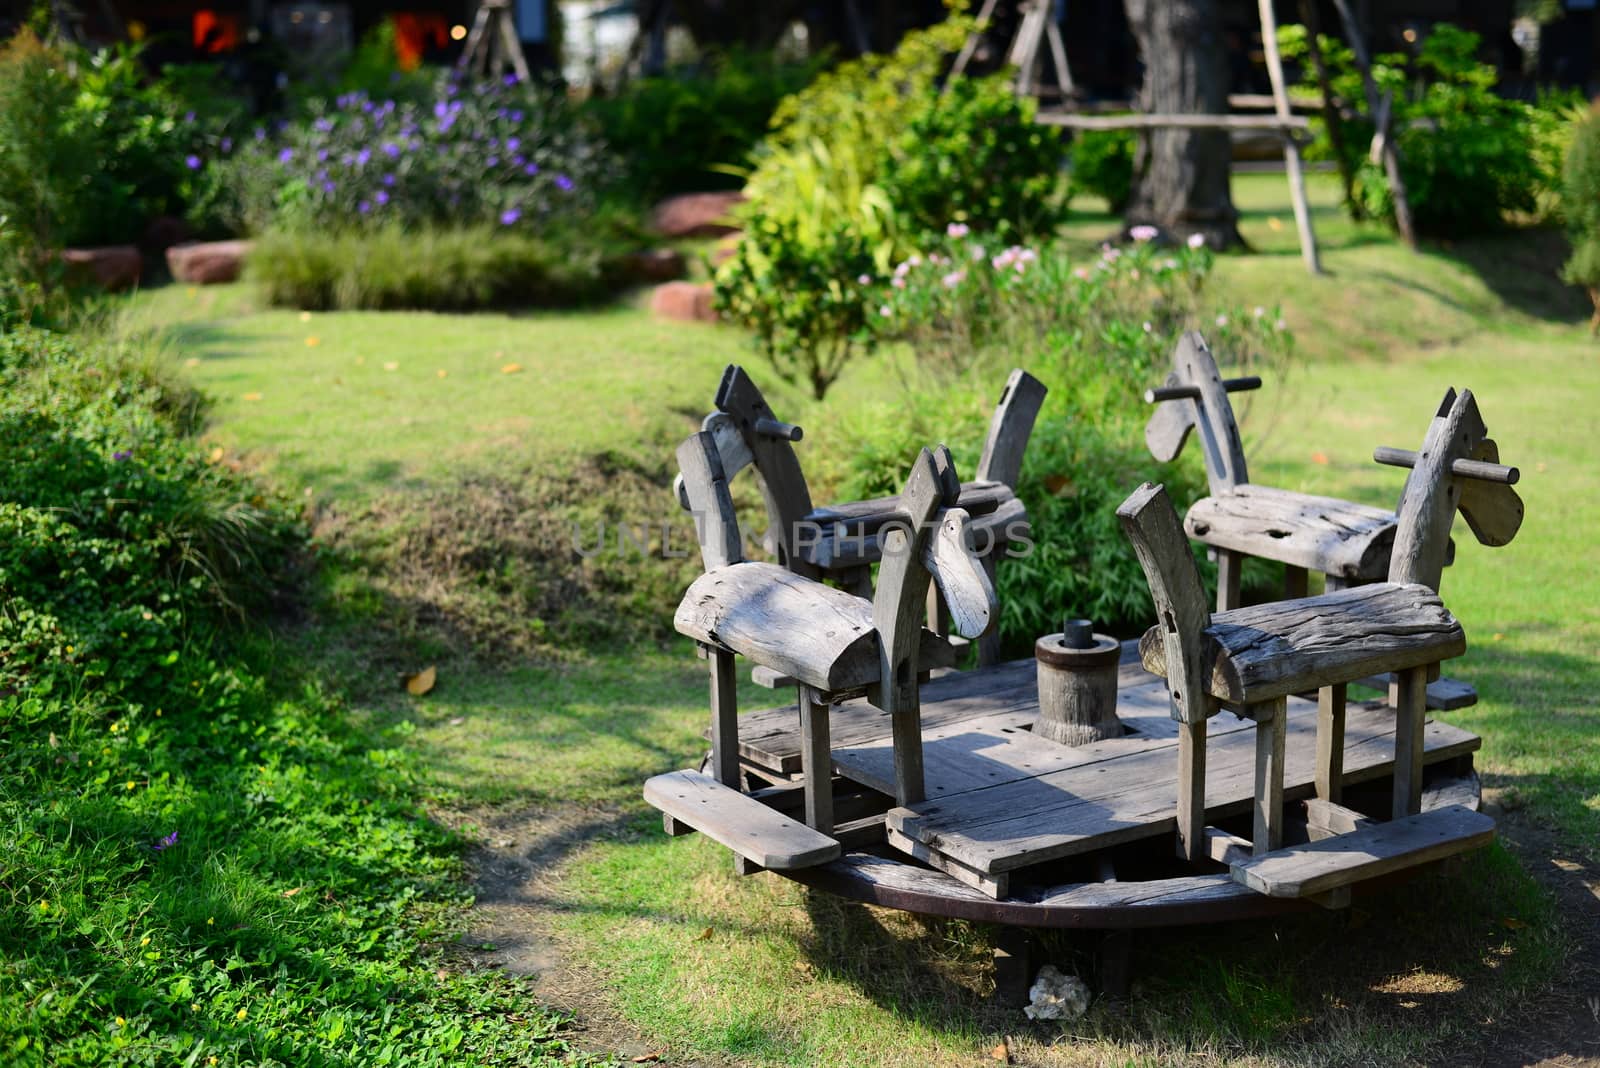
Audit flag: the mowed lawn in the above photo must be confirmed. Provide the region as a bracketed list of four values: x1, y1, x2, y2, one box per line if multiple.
[133, 172, 1600, 1066]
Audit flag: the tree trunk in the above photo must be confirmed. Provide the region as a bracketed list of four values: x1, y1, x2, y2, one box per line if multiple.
[1123, 0, 1242, 249]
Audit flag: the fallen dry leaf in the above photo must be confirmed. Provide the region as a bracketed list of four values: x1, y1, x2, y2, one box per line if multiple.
[630, 1053, 663, 1064]
[1311, 451, 1329, 465]
[437, 369, 447, 378]
[299, 311, 312, 322]
[404, 665, 437, 696]
[241, 392, 263, 402]
[383, 361, 398, 371]
[184, 357, 201, 368]
[208, 446, 224, 463]
[990, 1039, 1011, 1063]
[1268, 216, 1284, 232]
[1492, 633, 1504, 642]
[448, 716, 465, 726]
[693, 926, 713, 942]
[500, 363, 523, 375]
[283, 886, 303, 898]
[1500, 916, 1527, 930]
[305, 337, 320, 347]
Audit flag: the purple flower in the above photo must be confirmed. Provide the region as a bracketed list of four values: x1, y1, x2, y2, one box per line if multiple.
[277, 147, 294, 164]
[220, 137, 232, 153]
[151, 831, 179, 852]
[317, 149, 329, 163]
[504, 137, 520, 152]
[503, 72, 519, 86]
[523, 162, 539, 176]
[554, 174, 573, 192]
[254, 127, 267, 142]
[315, 118, 334, 133]
[500, 208, 521, 226]
[375, 190, 389, 205]
[509, 110, 524, 123]
[183, 110, 196, 123]
[112, 450, 132, 462]
[358, 200, 371, 214]
[382, 173, 396, 187]
[322, 181, 335, 194]
[355, 148, 370, 167]
[486, 156, 499, 167]
[382, 142, 400, 158]
[185, 155, 202, 170]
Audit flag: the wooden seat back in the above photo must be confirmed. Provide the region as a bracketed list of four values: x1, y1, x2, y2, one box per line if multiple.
[1384, 388, 1524, 592]
[1143, 332, 1256, 497]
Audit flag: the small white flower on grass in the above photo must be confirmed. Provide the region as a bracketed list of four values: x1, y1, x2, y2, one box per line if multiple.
[1187, 232, 1207, 249]
[878, 305, 892, 317]
[1129, 224, 1159, 242]
[941, 270, 966, 288]
[1142, 321, 1152, 333]
[1215, 314, 1229, 327]
[857, 274, 872, 285]
[1253, 305, 1265, 318]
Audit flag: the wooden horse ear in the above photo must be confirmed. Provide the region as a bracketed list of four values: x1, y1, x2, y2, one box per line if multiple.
[1458, 437, 1525, 548]
[930, 444, 962, 504]
[1145, 370, 1196, 463]
[923, 508, 996, 640]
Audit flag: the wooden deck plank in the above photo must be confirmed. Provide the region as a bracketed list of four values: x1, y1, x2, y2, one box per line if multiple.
[888, 703, 1478, 875]
[1230, 804, 1493, 897]
[644, 770, 841, 870]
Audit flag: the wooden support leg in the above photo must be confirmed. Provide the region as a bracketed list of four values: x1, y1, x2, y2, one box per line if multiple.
[1098, 928, 1134, 1000]
[1176, 718, 1207, 863]
[991, 927, 1036, 1008]
[1315, 683, 1346, 803]
[1216, 550, 1242, 612]
[709, 648, 740, 788]
[1392, 665, 1427, 819]
[1252, 698, 1287, 855]
[1284, 565, 1309, 601]
[799, 685, 833, 835]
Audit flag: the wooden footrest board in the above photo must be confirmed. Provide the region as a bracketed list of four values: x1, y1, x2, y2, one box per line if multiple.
[1230, 804, 1494, 898]
[644, 770, 841, 870]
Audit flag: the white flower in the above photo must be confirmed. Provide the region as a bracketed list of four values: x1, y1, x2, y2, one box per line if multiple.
[1101, 247, 1121, 263]
[946, 222, 970, 238]
[941, 270, 966, 288]
[908, 255, 923, 267]
[1018, 248, 1037, 262]
[1161, 258, 1178, 270]
[1275, 318, 1287, 330]
[858, 274, 873, 285]
[1215, 314, 1229, 327]
[892, 276, 906, 289]
[1129, 224, 1159, 242]
[1252, 306, 1265, 318]
[1142, 321, 1152, 333]
[879, 305, 892, 317]
[970, 244, 987, 261]
[1187, 232, 1206, 250]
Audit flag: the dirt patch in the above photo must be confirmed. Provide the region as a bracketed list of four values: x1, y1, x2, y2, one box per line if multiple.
[311, 451, 700, 662]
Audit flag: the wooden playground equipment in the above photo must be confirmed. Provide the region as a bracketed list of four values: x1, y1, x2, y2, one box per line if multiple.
[644, 356, 1523, 997]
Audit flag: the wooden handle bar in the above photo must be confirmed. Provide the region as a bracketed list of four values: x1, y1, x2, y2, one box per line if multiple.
[1373, 446, 1520, 485]
[753, 417, 803, 442]
[1143, 376, 1263, 404]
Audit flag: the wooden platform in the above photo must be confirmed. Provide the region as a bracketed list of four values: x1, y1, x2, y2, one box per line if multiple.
[728, 644, 1480, 894]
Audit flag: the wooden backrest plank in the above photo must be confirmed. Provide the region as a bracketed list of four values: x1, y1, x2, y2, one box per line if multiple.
[1144, 371, 1196, 463]
[715, 365, 816, 571]
[1174, 332, 1250, 495]
[977, 369, 1049, 488]
[675, 431, 744, 570]
[1388, 388, 1487, 590]
[1117, 482, 1215, 724]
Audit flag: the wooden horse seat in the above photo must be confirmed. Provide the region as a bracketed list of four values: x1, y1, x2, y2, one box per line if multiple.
[644, 770, 841, 870]
[1184, 484, 1396, 583]
[1138, 582, 1466, 706]
[1229, 803, 1493, 898]
[675, 562, 958, 692]
[799, 480, 1028, 570]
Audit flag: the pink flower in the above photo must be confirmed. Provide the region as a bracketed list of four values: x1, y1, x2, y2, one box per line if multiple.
[879, 305, 892, 317]
[858, 274, 873, 285]
[1215, 314, 1229, 327]
[1187, 233, 1206, 250]
[1130, 224, 1159, 242]
[947, 222, 970, 238]
[1072, 266, 1090, 280]
[941, 270, 966, 288]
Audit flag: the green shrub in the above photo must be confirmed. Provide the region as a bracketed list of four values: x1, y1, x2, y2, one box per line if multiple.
[1069, 128, 1135, 213]
[587, 49, 827, 200]
[1560, 105, 1600, 325]
[248, 224, 625, 311]
[1279, 22, 1556, 236]
[716, 9, 1066, 399]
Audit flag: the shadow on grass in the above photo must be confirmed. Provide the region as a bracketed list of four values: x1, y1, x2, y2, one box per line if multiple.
[1431, 227, 1591, 325]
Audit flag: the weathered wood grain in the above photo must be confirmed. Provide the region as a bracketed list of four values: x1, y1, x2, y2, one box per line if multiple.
[1178, 718, 1207, 862]
[1118, 482, 1215, 724]
[1144, 371, 1194, 463]
[1458, 438, 1525, 548]
[1315, 683, 1346, 802]
[1229, 804, 1493, 898]
[1183, 484, 1397, 582]
[976, 369, 1048, 488]
[1140, 581, 1466, 705]
[799, 685, 833, 833]
[924, 508, 997, 641]
[1393, 664, 1427, 818]
[1034, 633, 1123, 747]
[714, 365, 816, 573]
[644, 770, 841, 870]
[1252, 698, 1287, 854]
[885, 828, 1009, 899]
[675, 431, 744, 571]
[709, 648, 740, 787]
[1388, 387, 1484, 591]
[1175, 332, 1250, 496]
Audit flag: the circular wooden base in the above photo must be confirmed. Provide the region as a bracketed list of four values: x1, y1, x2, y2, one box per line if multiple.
[782, 772, 1481, 930]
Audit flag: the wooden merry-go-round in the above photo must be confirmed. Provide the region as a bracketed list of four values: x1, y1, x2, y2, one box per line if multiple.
[644, 334, 1525, 997]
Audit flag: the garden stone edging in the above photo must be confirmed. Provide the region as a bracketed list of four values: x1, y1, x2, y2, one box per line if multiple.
[60, 245, 142, 292]
[650, 191, 744, 239]
[166, 240, 253, 285]
[649, 281, 717, 323]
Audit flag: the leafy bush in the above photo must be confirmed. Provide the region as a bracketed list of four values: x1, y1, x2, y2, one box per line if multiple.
[1280, 22, 1557, 236]
[248, 223, 628, 311]
[0, 32, 238, 256]
[587, 49, 826, 200]
[807, 228, 1292, 647]
[1069, 128, 1136, 213]
[1560, 105, 1600, 326]
[222, 74, 615, 236]
[716, 11, 1066, 399]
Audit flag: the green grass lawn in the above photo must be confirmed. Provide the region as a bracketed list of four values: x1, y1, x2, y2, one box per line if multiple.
[129, 170, 1600, 1066]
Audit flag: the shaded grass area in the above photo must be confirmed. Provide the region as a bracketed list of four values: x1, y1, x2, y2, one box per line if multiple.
[131, 171, 1599, 1065]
